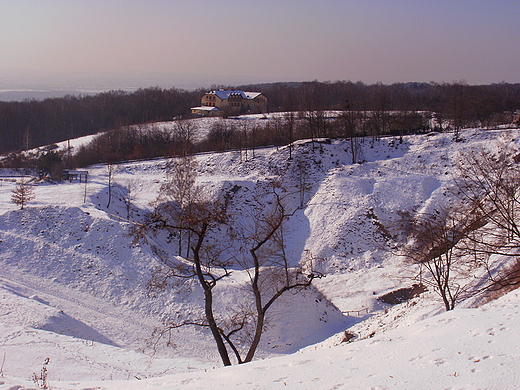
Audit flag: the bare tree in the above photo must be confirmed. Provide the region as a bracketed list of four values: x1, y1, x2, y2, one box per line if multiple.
[11, 178, 35, 209]
[206, 120, 236, 152]
[249, 123, 258, 158]
[403, 206, 485, 311]
[237, 120, 251, 162]
[121, 179, 138, 220]
[367, 83, 391, 141]
[299, 81, 329, 145]
[172, 119, 197, 157]
[155, 156, 198, 257]
[83, 176, 89, 204]
[136, 165, 232, 365]
[292, 158, 313, 208]
[106, 164, 115, 208]
[454, 145, 520, 289]
[134, 163, 321, 366]
[337, 101, 362, 163]
[283, 112, 296, 159]
[445, 81, 470, 140]
[240, 182, 320, 362]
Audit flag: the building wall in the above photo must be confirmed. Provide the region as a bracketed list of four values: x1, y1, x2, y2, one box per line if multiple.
[202, 93, 222, 107]
[248, 95, 267, 113]
[201, 91, 267, 114]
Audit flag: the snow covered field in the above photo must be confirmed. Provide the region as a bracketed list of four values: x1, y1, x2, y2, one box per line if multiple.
[1, 126, 519, 389]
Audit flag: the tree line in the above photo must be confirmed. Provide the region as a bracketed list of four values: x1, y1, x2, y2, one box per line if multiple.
[1, 81, 519, 155]
[243, 80, 520, 125]
[0, 87, 202, 154]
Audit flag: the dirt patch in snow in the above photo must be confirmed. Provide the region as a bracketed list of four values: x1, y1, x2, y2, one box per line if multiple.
[377, 284, 427, 305]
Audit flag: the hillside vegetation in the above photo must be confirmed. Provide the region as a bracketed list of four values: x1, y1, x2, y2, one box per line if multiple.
[1, 80, 519, 155]
[0, 125, 519, 388]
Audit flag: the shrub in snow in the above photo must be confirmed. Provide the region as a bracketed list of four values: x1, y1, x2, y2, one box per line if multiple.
[11, 178, 35, 209]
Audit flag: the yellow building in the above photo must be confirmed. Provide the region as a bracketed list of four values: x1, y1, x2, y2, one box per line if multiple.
[192, 90, 267, 116]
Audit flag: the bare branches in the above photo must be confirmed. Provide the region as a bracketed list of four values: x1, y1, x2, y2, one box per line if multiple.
[454, 146, 520, 290]
[11, 178, 35, 209]
[172, 119, 198, 157]
[400, 146, 520, 310]
[131, 157, 235, 366]
[133, 163, 321, 366]
[240, 182, 322, 363]
[403, 205, 486, 311]
[455, 147, 520, 239]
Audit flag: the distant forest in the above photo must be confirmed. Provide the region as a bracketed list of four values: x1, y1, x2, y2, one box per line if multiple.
[1, 81, 519, 154]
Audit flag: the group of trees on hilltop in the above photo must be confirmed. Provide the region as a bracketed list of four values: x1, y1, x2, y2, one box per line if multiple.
[65, 111, 426, 167]
[0, 87, 202, 154]
[244, 80, 520, 125]
[71, 119, 198, 167]
[0, 105, 505, 170]
[1, 81, 519, 155]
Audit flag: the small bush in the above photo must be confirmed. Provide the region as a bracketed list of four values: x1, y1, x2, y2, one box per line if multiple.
[32, 357, 51, 389]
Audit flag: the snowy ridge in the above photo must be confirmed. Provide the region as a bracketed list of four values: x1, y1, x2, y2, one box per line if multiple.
[1, 127, 519, 389]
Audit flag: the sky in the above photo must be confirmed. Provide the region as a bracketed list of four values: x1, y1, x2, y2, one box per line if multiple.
[1, 0, 520, 97]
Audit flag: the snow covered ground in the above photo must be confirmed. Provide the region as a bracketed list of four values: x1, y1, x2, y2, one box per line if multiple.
[0, 127, 519, 389]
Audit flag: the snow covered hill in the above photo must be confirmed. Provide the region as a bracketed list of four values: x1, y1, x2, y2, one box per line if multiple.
[0, 127, 519, 389]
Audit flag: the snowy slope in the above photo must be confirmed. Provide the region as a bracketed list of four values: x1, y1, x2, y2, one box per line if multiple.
[1, 289, 519, 389]
[0, 127, 519, 389]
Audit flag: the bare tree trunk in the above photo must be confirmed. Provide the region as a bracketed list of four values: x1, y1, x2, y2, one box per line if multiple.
[106, 164, 114, 208]
[193, 223, 232, 366]
[83, 179, 88, 204]
[203, 286, 231, 366]
[244, 249, 265, 363]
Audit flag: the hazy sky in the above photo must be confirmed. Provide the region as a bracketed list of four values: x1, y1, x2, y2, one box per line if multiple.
[1, 0, 519, 93]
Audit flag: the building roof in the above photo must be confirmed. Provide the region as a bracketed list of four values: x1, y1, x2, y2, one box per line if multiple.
[191, 106, 220, 111]
[244, 92, 262, 99]
[207, 90, 262, 100]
